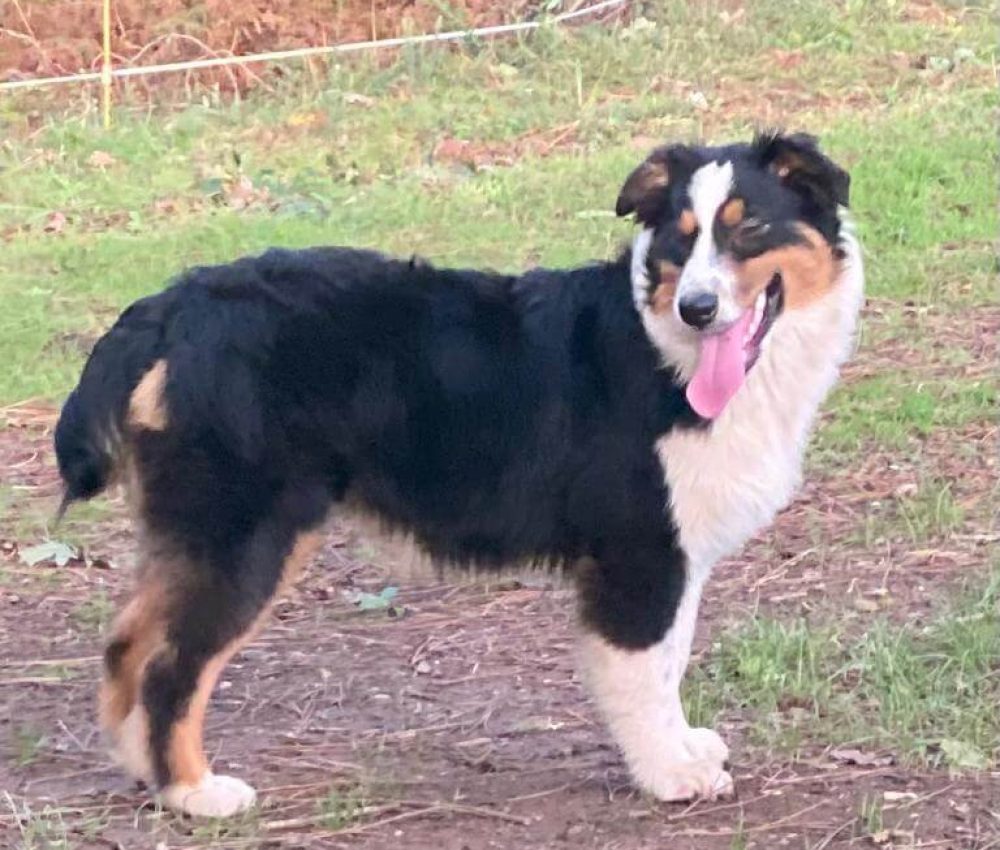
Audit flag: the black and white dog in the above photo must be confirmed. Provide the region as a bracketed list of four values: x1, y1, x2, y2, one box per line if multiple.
[55, 131, 863, 817]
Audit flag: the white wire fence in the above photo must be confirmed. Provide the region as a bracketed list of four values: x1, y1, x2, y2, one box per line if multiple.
[1, 0, 629, 105]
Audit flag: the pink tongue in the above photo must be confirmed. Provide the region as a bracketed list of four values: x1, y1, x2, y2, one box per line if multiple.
[686, 310, 753, 419]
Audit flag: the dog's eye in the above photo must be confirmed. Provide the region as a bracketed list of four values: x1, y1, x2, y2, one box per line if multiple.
[739, 218, 769, 234]
[733, 219, 770, 243]
[727, 219, 773, 258]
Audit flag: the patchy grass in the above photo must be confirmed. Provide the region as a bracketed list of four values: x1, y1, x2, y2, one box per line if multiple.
[317, 784, 370, 829]
[688, 568, 1000, 769]
[7, 801, 110, 850]
[0, 2, 996, 408]
[12, 724, 47, 767]
[69, 589, 114, 634]
[816, 376, 996, 459]
[894, 477, 965, 543]
[1, 5, 998, 847]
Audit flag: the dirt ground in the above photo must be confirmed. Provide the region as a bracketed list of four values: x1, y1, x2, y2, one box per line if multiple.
[1, 305, 998, 849]
[2, 0, 624, 94]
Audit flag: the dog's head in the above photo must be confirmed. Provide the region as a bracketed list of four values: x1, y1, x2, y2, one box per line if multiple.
[618, 131, 858, 420]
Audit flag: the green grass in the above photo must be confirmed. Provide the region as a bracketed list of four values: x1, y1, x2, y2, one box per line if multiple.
[0, 0, 996, 413]
[12, 724, 47, 767]
[70, 589, 114, 634]
[3, 797, 111, 850]
[317, 784, 369, 830]
[686, 568, 1000, 768]
[816, 376, 997, 458]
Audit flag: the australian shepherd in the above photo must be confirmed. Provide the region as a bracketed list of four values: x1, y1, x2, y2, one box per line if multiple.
[54, 131, 863, 817]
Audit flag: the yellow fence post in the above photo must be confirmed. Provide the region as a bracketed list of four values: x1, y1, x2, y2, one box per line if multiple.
[101, 0, 112, 128]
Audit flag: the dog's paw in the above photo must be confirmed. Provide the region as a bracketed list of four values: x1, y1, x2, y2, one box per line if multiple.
[629, 726, 733, 803]
[637, 759, 734, 802]
[160, 773, 257, 818]
[678, 726, 729, 764]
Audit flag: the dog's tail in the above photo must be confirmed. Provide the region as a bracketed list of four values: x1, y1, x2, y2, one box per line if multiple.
[54, 296, 166, 518]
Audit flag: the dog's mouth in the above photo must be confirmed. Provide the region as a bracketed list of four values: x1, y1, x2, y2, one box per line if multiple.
[686, 273, 784, 420]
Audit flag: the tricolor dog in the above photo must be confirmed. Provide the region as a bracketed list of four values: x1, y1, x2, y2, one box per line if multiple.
[55, 131, 863, 817]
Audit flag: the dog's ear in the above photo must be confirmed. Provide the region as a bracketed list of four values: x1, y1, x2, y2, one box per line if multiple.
[754, 130, 850, 209]
[616, 144, 697, 223]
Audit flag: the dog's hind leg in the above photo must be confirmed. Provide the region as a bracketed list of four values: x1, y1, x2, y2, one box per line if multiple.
[142, 518, 325, 818]
[99, 571, 170, 785]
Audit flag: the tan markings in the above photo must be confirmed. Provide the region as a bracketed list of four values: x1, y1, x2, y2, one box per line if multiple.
[98, 580, 168, 731]
[129, 359, 169, 431]
[639, 161, 669, 190]
[280, 530, 324, 593]
[678, 209, 697, 236]
[617, 160, 670, 217]
[734, 224, 837, 311]
[98, 574, 170, 783]
[771, 149, 806, 182]
[720, 198, 745, 227]
[165, 530, 325, 784]
[650, 262, 680, 315]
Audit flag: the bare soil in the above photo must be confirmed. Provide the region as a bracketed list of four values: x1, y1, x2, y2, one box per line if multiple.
[2, 1, 623, 94]
[1, 304, 998, 848]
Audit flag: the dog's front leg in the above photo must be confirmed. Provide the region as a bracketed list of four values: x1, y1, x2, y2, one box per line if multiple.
[578, 562, 732, 802]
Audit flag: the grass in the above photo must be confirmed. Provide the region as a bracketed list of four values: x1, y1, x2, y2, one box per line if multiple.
[817, 377, 997, 458]
[317, 785, 369, 829]
[858, 793, 885, 840]
[686, 567, 1000, 769]
[69, 589, 114, 634]
[0, 7, 998, 840]
[895, 477, 964, 543]
[0, 1, 996, 428]
[12, 725, 47, 767]
[11, 805, 110, 850]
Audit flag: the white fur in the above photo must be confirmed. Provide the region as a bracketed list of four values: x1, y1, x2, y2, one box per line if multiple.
[680, 161, 743, 326]
[160, 773, 257, 818]
[688, 160, 734, 229]
[578, 575, 733, 801]
[630, 226, 655, 310]
[598, 210, 863, 801]
[631, 227, 700, 382]
[658, 217, 864, 571]
[110, 705, 154, 785]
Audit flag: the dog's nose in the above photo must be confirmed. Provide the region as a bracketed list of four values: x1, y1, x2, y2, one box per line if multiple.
[678, 292, 718, 329]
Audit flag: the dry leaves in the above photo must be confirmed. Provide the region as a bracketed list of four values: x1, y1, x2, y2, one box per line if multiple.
[42, 211, 67, 233]
[829, 748, 895, 767]
[86, 150, 117, 169]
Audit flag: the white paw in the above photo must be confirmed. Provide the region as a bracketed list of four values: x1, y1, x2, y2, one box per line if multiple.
[160, 773, 257, 818]
[637, 759, 734, 802]
[678, 726, 729, 764]
[629, 727, 733, 803]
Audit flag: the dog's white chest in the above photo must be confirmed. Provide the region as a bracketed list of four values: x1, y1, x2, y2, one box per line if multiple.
[657, 404, 806, 573]
[655, 227, 864, 575]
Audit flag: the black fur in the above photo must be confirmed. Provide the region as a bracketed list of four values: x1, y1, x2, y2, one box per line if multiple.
[618, 132, 850, 302]
[56, 249, 710, 788]
[57, 248, 705, 659]
[55, 130, 849, 794]
[54, 294, 170, 506]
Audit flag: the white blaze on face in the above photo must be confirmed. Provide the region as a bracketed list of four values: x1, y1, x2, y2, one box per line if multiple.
[679, 160, 766, 419]
[677, 160, 742, 325]
[630, 226, 700, 382]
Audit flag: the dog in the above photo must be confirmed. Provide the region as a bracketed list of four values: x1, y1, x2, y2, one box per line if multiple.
[54, 131, 863, 817]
